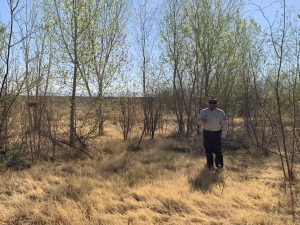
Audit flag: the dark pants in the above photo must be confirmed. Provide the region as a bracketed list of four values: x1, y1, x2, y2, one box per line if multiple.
[203, 130, 223, 169]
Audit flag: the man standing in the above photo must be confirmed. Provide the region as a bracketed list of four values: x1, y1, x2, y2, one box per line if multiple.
[197, 97, 228, 170]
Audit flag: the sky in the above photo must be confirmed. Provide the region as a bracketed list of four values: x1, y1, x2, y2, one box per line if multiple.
[241, 0, 300, 29]
[1, 0, 300, 29]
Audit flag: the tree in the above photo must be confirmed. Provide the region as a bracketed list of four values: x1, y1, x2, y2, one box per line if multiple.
[162, 0, 244, 137]
[82, 0, 128, 136]
[0, 0, 27, 153]
[161, 0, 186, 137]
[249, 0, 299, 180]
[48, 0, 95, 144]
[135, 0, 162, 139]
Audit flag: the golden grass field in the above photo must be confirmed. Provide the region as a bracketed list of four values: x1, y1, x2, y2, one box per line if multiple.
[0, 129, 299, 225]
[0, 108, 299, 225]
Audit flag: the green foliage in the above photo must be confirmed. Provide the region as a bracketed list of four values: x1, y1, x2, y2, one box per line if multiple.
[0, 24, 5, 35]
[249, 18, 261, 35]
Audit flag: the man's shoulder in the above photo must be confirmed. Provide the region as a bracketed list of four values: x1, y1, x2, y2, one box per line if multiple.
[216, 108, 226, 116]
[216, 108, 225, 113]
[200, 108, 209, 113]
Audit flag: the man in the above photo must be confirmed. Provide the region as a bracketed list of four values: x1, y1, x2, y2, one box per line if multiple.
[197, 97, 228, 170]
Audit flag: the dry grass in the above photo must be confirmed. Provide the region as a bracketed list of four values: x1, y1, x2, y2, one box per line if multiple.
[0, 137, 299, 225]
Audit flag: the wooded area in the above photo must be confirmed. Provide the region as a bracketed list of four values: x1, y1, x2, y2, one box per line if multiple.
[0, 0, 299, 183]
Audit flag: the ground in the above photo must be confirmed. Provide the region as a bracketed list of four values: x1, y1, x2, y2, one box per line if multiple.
[0, 137, 299, 225]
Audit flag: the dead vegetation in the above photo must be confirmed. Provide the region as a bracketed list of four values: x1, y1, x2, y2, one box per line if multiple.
[0, 137, 299, 225]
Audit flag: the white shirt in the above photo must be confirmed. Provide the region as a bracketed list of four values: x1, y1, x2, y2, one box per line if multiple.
[197, 108, 228, 138]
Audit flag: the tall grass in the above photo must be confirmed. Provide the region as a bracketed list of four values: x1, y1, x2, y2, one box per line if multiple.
[0, 138, 299, 225]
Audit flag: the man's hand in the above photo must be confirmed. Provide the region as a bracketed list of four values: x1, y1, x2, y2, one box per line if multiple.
[221, 137, 225, 143]
[196, 126, 201, 135]
[202, 118, 207, 123]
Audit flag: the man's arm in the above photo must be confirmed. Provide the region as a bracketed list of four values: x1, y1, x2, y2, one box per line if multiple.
[195, 111, 204, 135]
[196, 112, 203, 126]
[220, 111, 228, 138]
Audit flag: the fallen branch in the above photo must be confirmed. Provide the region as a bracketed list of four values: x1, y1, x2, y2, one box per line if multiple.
[51, 137, 94, 159]
[39, 131, 94, 159]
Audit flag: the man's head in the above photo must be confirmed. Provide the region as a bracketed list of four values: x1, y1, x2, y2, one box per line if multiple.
[208, 97, 218, 110]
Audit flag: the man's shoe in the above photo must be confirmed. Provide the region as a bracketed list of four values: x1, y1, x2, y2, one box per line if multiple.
[207, 166, 214, 171]
[216, 166, 223, 172]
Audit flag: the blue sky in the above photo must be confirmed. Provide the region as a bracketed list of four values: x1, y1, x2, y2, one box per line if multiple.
[241, 0, 300, 28]
[1, 1, 299, 23]
[1, 0, 299, 32]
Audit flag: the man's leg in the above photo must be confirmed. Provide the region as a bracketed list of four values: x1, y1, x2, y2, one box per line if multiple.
[203, 131, 214, 169]
[214, 131, 223, 168]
